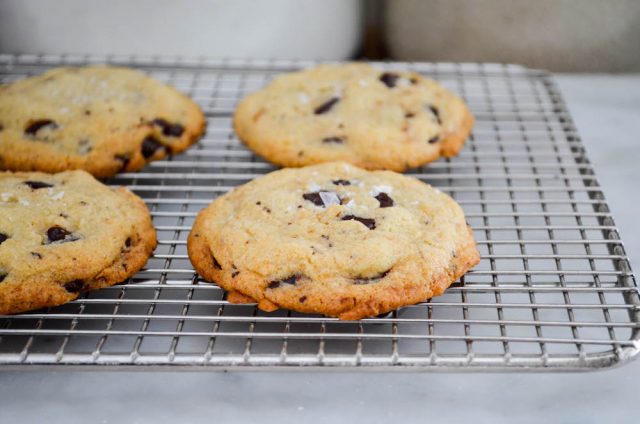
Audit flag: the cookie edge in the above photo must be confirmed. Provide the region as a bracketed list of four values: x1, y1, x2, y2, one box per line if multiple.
[187, 194, 480, 320]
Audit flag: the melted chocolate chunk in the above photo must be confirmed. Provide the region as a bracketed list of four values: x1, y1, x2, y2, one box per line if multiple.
[428, 135, 440, 144]
[212, 255, 222, 270]
[354, 269, 391, 285]
[0, 233, 7, 245]
[24, 181, 53, 190]
[152, 118, 184, 137]
[268, 274, 299, 289]
[25, 119, 58, 136]
[379, 72, 399, 88]
[332, 179, 351, 186]
[0, 274, 5, 283]
[375, 192, 394, 208]
[428, 105, 442, 125]
[322, 136, 344, 144]
[314, 97, 340, 115]
[46, 226, 78, 244]
[341, 215, 376, 230]
[64, 280, 85, 293]
[141, 136, 164, 158]
[303, 191, 327, 207]
[305, 190, 341, 207]
[114, 154, 130, 171]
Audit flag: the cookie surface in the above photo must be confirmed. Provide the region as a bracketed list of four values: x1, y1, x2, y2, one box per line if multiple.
[0, 170, 156, 314]
[188, 162, 479, 320]
[0, 66, 205, 177]
[234, 63, 474, 171]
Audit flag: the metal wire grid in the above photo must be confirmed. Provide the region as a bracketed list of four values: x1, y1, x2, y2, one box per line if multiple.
[0, 54, 638, 371]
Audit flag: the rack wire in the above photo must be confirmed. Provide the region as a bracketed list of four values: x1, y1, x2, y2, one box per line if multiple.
[0, 54, 638, 371]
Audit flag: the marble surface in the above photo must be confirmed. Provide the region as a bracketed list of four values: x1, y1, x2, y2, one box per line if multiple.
[1, 74, 639, 423]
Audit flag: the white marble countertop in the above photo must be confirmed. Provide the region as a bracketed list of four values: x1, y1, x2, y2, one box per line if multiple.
[1, 74, 639, 423]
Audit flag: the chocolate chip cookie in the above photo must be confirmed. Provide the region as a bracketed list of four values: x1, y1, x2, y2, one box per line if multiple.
[233, 63, 474, 172]
[0, 170, 156, 314]
[188, 162, 479, 320]
[0, 66, 205, 177]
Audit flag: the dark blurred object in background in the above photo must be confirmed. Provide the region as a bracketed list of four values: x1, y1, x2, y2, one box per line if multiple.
[384, 0, 640, 72]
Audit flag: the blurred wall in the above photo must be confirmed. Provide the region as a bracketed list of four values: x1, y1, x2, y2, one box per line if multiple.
[0, 0, 363, 60]
[384, 0, 640, 72]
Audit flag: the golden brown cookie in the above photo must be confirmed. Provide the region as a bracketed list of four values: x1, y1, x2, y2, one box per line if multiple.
[0, 170, 156, 314]
[188, 162, 479, 320]
[0, 66, 205, 177]
[233, 63, 474, 171]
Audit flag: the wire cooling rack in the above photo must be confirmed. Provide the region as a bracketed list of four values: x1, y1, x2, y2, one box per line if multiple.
[0, 54, 638, 371]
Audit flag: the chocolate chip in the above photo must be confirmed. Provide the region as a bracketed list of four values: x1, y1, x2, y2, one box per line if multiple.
[268, 275, 299, 289]
[428, 105, 442, 125]
[405, 112, 415, 118]
[46, 226, 78, 244]
[0, 274, 5, 283]
[152, 118, 184, 137]
[379, 72, 399, 88]
[375, 192, 394, 208]
[0, 124, 4, 131]
[0, 233, 7, 245]
[314, 97, 340, 115]
[84, 110, 91, 116]
[212, 255, 222, 270]
[428, 135, 440, 144]
[63, 280, 85, 293]
[410, 77, 419, 85]
[77, 138, 92, 154]
[299, 296, 307, 303]
[114, 154, 130, 171]
[341, 215, 376, 230]
[322, 136, 344, 144]
[31, 252, 42, 259]
[25, 119, 58, 136]
[303, 191, 340, 207]
[303, 192, 324, 207]
[125, 237, 132, 248]
[332, 179, 351, 186]
[231, 270, 240, 278]
[354, 269, 391, 285]
[141, 136, 164, 158]
[24, 181, 53, 190]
